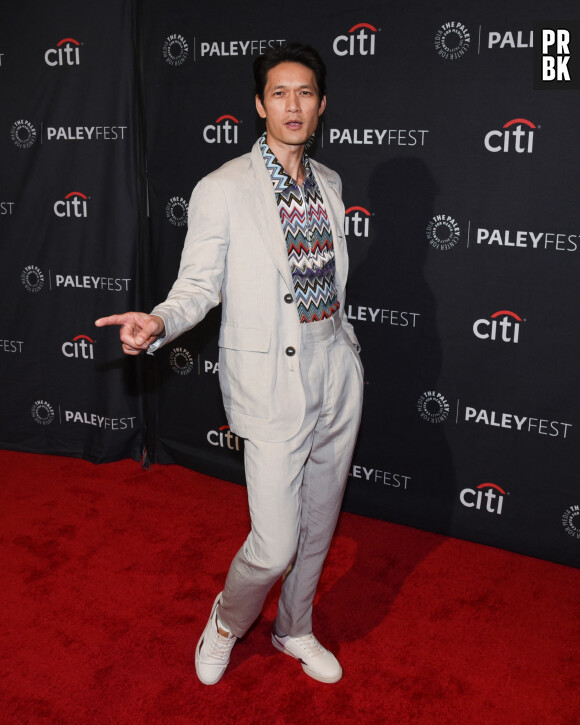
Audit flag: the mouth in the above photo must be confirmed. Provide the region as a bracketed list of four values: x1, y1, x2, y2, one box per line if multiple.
[285, 121, 303, 130]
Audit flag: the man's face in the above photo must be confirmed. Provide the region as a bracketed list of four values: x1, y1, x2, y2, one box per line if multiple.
[255, 61, 326, 153]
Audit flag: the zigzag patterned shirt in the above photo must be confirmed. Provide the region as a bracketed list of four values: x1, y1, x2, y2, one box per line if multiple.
[259, 133, 339, 323]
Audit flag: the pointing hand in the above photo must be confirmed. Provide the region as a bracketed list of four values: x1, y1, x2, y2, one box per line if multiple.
[95, 311, 165, 356]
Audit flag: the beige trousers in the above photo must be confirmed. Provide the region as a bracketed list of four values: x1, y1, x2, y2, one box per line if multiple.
[218, 315, 364, 638]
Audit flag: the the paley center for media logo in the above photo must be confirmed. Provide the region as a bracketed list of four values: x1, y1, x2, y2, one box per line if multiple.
[11, 120, 127, 147]
[434, 21, 471, 60]
[426, 214, 461, 251]
[31, 399, 137, 430]
[166, 196, 189, 227]
[162, 34, 284, 62]
[21, 265, 132, 294]
[169, 346, 195, 375]
[163, 34, 189, 66]
[11, 120, 37, 149]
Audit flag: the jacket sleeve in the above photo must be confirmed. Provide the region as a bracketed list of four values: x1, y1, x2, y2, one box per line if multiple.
[148, 175, 230, 351]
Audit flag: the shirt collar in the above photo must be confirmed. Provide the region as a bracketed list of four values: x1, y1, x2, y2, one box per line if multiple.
[259, 132, 314, 194]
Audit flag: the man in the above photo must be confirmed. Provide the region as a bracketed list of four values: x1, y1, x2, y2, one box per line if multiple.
[96, 43, 363, 686]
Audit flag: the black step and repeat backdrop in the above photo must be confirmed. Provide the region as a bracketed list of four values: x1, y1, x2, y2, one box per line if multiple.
[1, 1, 144, 462]
[1, 1, 578, 568]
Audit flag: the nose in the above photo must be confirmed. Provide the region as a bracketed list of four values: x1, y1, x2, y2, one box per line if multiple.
[286, 92, 301, 112]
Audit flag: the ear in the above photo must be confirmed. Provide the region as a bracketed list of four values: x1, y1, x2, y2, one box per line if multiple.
[255, 94, 267, 119]
[318, 95, 327, 116]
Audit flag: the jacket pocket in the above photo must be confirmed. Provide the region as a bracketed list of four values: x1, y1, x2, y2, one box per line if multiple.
[218, 325, 271, 419]
[218, 324, 271, 352]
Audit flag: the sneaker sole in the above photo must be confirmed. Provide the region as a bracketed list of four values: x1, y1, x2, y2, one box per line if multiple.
[271, 633, 343, 684]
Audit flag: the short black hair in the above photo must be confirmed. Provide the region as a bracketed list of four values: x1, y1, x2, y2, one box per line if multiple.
[253, 42, 326, 102]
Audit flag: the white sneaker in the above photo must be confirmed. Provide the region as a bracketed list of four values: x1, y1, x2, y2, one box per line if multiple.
[195, 593, 237, 685]
[271, 630, 343, 683]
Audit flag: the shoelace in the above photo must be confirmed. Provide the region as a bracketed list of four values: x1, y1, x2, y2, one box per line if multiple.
[293, 635, 325, 658]
[208, 632, 236, 658]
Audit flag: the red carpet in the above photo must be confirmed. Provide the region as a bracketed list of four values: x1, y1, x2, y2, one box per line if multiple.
[1, 450, 578, 724]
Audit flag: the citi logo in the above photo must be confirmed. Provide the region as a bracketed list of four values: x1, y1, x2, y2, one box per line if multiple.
[203, 115, 239, 144]
[333, 23, 377, 56]
[207, 424, 241, 451]
[54, 191, 88, 218]
[473, 310, 523, 343]
[345, 206, 371, 238]
[45, 38, 81, 66]
[484, 118, 537, 153]
[62, 334, 95, 359]
[460, 482, 507, 515]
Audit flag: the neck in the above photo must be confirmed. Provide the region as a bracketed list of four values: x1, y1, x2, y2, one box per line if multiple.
[266, 134, 306, 186]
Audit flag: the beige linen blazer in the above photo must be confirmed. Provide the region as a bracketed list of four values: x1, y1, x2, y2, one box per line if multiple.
[150, 139, 361, 442]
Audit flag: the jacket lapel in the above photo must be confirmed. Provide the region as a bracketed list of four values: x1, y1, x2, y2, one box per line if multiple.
[244, 141, 294, 295]
[311, 160, 347, 300]
[244, 140, 347, 301]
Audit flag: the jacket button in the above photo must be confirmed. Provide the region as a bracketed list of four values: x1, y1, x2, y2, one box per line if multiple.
[284, 293, 293, 303]
[285, 346, 296, 356]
